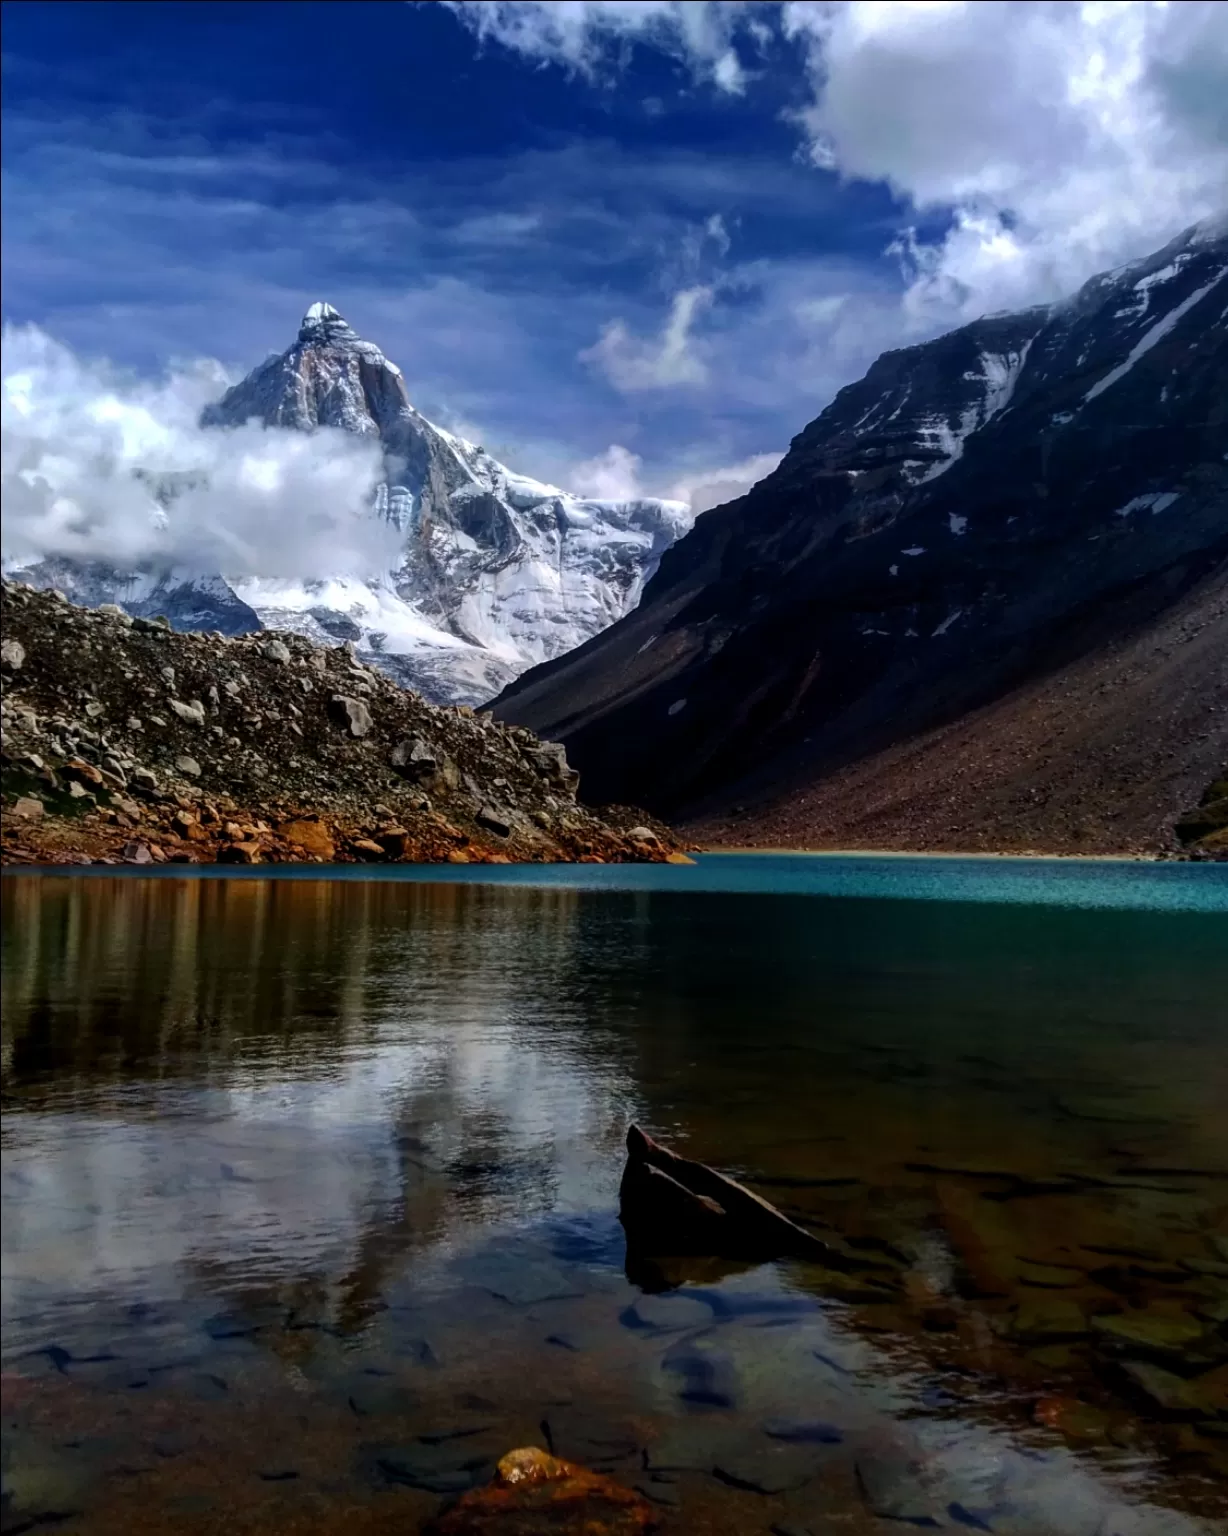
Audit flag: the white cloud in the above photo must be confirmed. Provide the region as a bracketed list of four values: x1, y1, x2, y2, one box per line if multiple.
[669, 450, 784, 513]
[443, 0, 755, 92]
[568, 442, 648, 500]
[567, 441, 782, 513]
[1, 325, 398, 579]
[580, 284, 713, 390]
[782, 0, 1228, 322]
[456, 1, 1228, 327]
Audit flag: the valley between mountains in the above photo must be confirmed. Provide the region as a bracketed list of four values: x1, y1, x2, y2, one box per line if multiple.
[4, 222, 1226, 862]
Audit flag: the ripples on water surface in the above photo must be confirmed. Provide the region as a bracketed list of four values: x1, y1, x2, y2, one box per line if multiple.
[2, 855, 1226, 1534]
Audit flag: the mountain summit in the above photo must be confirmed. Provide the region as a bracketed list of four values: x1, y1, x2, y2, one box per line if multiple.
[197, 305, 694, 703]
[13, 307, 692, 706]
[493, 222, 1228, 855]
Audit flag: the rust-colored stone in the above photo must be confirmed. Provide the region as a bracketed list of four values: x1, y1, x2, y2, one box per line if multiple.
[424, 1447, 658, 1535]
[218, 840, 262, 864]
[279, 818, 336, 860]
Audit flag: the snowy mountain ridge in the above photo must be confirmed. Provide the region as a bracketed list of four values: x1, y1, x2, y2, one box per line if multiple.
[200, 302, 693, 702]
[12, 303, 693, 706]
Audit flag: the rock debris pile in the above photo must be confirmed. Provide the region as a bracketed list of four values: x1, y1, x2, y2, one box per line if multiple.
[0, 580, 683, 868]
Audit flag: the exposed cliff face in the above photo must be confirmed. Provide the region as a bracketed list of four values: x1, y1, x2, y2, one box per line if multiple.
[12, 303, 692, 707]
[0, 581, 683, 868]
[492, 221, 1228, 855]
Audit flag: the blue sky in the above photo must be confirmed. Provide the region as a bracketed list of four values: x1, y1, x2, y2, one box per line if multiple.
[3, 1, 1225, 503]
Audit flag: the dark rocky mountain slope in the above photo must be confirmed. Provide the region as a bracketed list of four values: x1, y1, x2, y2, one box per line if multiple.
[492, 221, 1228, 855]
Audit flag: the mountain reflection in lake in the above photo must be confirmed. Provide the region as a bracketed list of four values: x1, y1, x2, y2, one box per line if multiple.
[2, 866, 1226, 1535]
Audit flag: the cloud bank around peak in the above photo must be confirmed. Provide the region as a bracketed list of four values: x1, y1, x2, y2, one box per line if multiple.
[1, 325, 398, 580]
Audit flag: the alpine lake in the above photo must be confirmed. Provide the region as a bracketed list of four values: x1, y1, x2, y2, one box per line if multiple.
[2, 854, 1226, 1535]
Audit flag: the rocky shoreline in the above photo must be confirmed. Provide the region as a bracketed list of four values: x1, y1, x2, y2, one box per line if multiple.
[0, 581, 688, 869]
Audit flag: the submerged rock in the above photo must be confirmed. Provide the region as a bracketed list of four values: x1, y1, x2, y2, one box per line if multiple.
[618, 1124, 843, 1264]
[422, 1446, 658, 1534]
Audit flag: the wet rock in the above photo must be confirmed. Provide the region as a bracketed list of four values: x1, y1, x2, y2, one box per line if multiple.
[620, 1157, 730, 1256]
[1033, 1395, 1112, 1443]
[367, 1438, 497, 1496]
[713, 1444, 819, 1494]
[457, 1253, 583, 1307]
[660, 1334, 738, 1410]
[619, 1125, 840, 1263]
[541, 1412, 639, 1471]
[1090, 1307, 1207, 1359]
[623, 1293, 715, 1332]
[1017, 1258, 1085, 1289]
[378, 828, 414, 859]
[329, 694, 372, 737]
[169, 698, 206, 725]
[278, 819, 336, 860]
[762, 1419, 843, 1445]
[1009, 1296, 1089, 1341]
[855, 1443, 942, 1525]
[1, 638, 25, 671]
[422, 1447, 657, 1535]
[1118, 1360, 1228, 1417]
[218, 840, 262, 864]
[121, 840, 153, 864]
[349, 837, 387, 861]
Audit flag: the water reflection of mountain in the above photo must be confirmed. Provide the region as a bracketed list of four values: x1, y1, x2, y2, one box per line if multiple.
[1, 876, 648, 1329]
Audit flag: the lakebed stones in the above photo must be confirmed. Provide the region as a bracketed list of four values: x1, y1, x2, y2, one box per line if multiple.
[422, 1447, 657, 1535]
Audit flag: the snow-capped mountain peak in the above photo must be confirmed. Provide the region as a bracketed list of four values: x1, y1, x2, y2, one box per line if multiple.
[10, 307, 695, 705]
[195, 306, 694, 703]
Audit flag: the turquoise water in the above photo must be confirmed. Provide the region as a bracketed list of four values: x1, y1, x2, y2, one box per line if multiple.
[2, 858, 1226, 1534]
[14, 849, 1228, 911]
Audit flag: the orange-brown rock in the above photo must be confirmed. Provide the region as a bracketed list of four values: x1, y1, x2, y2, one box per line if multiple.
[218, 840, 262, 864]
[348, 837, 387, 860]
[423, 1447, 658, 1535]
[278, 818, 336, 860]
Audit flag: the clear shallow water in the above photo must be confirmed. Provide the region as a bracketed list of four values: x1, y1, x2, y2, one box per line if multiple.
[2, 857, 1226, 1535]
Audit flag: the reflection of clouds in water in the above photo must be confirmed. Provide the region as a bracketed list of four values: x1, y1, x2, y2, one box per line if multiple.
[1, 878, 641, 1318]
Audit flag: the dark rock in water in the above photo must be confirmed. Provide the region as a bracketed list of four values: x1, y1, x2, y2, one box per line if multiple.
[762, 1418, 843, 1445]
[713, 1444, 820, 1494]
[619, 1125, 845, 1264]
[422, 1446, 658, 1534]
[660, 1336, 738, 1411]
[364, 1436, 499, 1495]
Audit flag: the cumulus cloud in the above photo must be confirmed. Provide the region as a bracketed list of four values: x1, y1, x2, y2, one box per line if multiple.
[580, 284, 714, 390]
[1, 325, 398, 579]
[460, 1, 1228, 327]
[444, 0, 754, 93]
[568, 442, 648, 501]
[567, 440, 781, 513]
[783, 0, 1228, 322]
